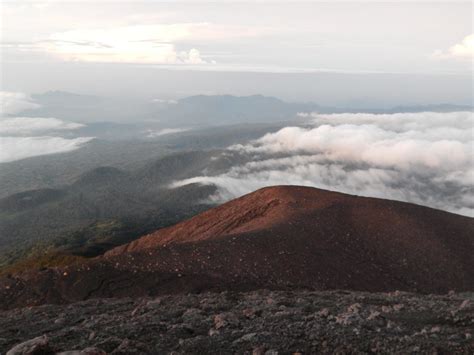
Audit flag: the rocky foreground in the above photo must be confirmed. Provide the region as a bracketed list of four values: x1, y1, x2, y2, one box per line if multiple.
[1, 290, 473, 354]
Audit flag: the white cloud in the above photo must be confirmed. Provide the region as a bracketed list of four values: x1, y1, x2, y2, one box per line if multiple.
[180, 48, 206, 65]
[303, 111, 474, 134]
[38, 23, 260, 64]
[0, 117, 84, 135]
[0, 91, 93, 163]
[152, 98, 178, 104]
[0, 136, 94, 163]
[145, 128, 189, 137]
[172, 111, 474, 216]
[233, 112, 472, 171]
[432, 34, 474, 60]
[0, 91, 40, 115]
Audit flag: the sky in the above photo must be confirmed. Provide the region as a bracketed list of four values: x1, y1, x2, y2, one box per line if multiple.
[1, 0, 473, 105]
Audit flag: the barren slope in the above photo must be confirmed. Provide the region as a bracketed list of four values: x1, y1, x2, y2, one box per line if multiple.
[1, 186, 473, 309]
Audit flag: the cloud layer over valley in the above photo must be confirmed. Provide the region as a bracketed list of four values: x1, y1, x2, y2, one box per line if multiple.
[0, 91, 93, 163]
[172, 111, 474, 216]
[0, 91, 40, 115]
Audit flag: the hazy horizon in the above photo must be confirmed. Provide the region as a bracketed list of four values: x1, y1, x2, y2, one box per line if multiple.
[1, 1, 473, 107]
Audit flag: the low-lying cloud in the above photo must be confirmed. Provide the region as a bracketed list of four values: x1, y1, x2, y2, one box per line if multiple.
[0, 136, 93, 163]
[172, 111, 474, 216]
[0, 117, 84, 136]
[145, 128, 190, 138]
[0, 91, 93, 163]
[0, 91, 40, 115]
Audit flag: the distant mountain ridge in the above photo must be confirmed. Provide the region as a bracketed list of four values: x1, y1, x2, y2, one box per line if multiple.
[20, 91, 473, 127]
[155, 94, 474, 127]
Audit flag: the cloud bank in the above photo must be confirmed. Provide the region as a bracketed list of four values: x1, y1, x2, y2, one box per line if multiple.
[172, 111, 474, 216]
[0, 91, 93, 163]
[0, 117, 84, 135]
[0, 92, 40, 115]
[145, 128, 190, 138]
[0, 136, 93, 163]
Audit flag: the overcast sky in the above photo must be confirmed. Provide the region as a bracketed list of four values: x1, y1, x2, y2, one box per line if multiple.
[1, 1, 472, 105]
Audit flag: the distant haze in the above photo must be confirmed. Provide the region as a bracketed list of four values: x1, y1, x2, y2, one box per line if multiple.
[3, 66, 472, 108]
[1, 1, 473, 107]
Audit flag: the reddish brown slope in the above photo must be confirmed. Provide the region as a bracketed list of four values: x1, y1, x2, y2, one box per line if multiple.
[1, 186, 473, 309]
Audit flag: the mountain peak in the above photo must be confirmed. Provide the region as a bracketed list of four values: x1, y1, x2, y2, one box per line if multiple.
[1, 186, 473, 309]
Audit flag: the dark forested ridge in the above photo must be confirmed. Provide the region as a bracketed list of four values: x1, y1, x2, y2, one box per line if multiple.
[0, 121, 294, 272]
[0, 151, 223, 271]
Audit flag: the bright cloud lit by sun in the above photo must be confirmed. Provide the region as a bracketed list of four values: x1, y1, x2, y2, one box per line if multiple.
[39, 22, 267, 64]
[432, 33, 474, 60]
